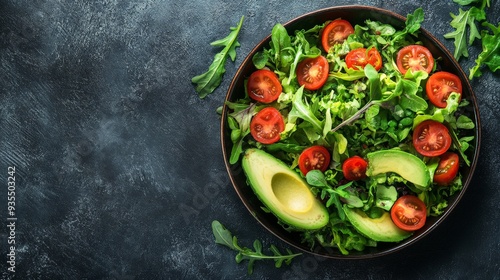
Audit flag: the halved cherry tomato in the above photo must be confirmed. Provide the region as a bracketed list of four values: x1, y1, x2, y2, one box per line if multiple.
[345, 47, 383, 71]
[391, 195, 427, 231]
[296, 56, 329, 90]
[321, 19, 354, 52]
[342, 156, 368, 181]
[247, 69, 282, 103]
[396, 45, 434, 75]
[426, 71, 462, 108]
[250, 107, 284, 144]
[298, 146, 331, 175]
[434, 152, 460, 186]
[413, 120, 451, 157]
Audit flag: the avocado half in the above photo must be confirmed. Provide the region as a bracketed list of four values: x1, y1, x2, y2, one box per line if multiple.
[241, 149, 329, 230]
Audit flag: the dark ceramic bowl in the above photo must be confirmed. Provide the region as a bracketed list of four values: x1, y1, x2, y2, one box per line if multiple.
[220, 5, 481, 259]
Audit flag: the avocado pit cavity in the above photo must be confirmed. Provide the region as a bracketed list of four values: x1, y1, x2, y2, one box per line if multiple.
[271, 173, 313, 213]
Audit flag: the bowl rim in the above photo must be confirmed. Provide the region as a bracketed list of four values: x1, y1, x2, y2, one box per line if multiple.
[220, 5, 482, 259]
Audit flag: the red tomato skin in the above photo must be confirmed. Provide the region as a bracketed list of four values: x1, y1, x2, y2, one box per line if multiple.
[345, 48, 383, 71]
[413, 120, 452, 157]
[296, 56, 329, 90]
[396, 45, 434, 75]
[247, 69, 282, 103]
[298, 146, 331, 175]
[321, 19, 354, 52]
[433, 152, 460, 186]
[390, 195, 427, 231]
[250, 107, 284, 144]
[342, 156, 368, 181]
[426, 71, 463, 108]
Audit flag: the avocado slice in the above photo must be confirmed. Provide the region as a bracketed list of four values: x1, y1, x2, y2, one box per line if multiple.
[344, 206, 412, 242]
[242, 149, 329, 230]
[365, 150, 430, 188]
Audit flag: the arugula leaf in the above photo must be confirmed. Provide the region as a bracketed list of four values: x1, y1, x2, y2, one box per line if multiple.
[443, 7, 485, 60]
[192, 16, 244, 98]
[212, 220, 239, 250]
[403, 7, 425, 34]
[390, 7, 424, 44]
[469, 21, 500, 79]
[289, 86, 323, 131]
[445, 0, 499, 78]
[211, 220, 301, 275]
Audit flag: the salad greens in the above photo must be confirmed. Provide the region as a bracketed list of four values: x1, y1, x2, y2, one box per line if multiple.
[225, 8, 476, 255]
[211, 220, 301, 275]
[444, 0, 499, 79]
[443, 2, 487, 60]
[192, 16, 244, 98]
[469, 21, 500, 79]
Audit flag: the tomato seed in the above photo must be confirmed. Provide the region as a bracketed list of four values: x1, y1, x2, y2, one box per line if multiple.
[302, 62, 324, 83]
[418, 54, 429, 67]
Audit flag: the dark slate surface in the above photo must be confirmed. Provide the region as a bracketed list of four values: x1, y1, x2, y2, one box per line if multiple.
[1, 0, 499, 279]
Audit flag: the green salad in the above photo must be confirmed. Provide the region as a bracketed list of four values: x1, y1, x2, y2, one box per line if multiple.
[224, 8, 476, 255]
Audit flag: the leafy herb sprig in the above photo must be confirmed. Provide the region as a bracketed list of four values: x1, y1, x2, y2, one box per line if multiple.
[444, 0, 499, 79]
[469, 21, 500, 78]
[192, 16, 244, 98]
[443, 0, 489, 60]
[211, 220, 301, 275]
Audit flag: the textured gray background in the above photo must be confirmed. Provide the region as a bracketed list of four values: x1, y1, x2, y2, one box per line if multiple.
[0, 0, 499, 279]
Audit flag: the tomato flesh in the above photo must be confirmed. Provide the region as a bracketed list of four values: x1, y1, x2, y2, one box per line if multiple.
[434, 152, 460, 186]
[250, 107, 284, 144]
[247, 69, 282, 103]
[345, 47, 383, 71]
[321, 19, 354, 52]
[413, 120, 451, 157]
[342, 156, 368, 181]
[298, 146, 331, 175]
[391, 195, 427, 231]
[426, 71, 462, 108]
[396, 45, 434, 75]
[296, 56, 329, 90]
